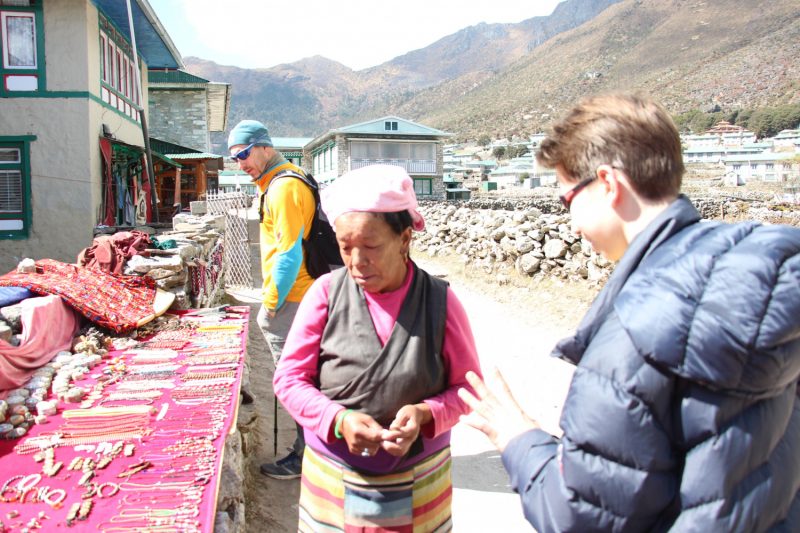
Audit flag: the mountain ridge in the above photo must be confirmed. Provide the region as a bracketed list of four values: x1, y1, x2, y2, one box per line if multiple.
[185, 0, 800, 146]
[185, 0, 626, 140]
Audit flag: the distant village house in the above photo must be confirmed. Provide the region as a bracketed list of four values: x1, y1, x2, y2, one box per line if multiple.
[302, 116, 453, 200]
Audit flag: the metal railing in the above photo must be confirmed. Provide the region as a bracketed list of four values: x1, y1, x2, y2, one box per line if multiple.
[350, 159, 437, 174]
[206, 190, 253, 291]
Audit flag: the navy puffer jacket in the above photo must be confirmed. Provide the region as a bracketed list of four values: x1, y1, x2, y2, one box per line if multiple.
[502, 196, 800, 532]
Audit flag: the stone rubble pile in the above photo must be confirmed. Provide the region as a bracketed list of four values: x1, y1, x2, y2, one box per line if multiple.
[120, 213, 226, 310]
[414, 204, 615, 286]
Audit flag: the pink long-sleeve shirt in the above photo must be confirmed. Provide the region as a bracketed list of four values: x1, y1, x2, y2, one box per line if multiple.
[273, 263, 482, 470]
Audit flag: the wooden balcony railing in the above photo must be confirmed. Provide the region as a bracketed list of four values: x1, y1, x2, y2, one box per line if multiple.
[350, 159, 437, 174]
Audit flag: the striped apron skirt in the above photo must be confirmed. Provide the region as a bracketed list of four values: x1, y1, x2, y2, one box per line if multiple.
[298, 445, 453, 533]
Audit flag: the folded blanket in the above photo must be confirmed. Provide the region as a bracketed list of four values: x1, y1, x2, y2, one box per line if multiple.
[0, 295, 79, 397]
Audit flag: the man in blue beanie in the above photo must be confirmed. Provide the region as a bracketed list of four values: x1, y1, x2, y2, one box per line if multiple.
[229, 120, 315, 479]
[459, 93, 800, 532]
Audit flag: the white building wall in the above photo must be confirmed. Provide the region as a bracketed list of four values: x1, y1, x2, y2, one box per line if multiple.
[0, 0, 152, 274]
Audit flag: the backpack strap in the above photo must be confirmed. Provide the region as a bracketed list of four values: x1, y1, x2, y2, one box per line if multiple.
[258, 169, 319, 222]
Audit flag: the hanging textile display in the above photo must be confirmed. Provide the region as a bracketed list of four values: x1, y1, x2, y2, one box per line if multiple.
[134, 185, 147, 226]
[0, 259, 155, 334]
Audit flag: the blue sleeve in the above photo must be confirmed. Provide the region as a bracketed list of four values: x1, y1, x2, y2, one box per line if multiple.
[270, 225, 304, 310]
[502, 429, 567, 532]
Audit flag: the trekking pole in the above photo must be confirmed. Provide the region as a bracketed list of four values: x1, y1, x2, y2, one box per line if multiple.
[273, 394, 278, 456]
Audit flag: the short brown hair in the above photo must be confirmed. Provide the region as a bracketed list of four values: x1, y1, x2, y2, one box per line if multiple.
[536, 93, 684, 200]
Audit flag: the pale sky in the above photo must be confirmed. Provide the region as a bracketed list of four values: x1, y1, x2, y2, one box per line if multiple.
[148, 0, 564, 71]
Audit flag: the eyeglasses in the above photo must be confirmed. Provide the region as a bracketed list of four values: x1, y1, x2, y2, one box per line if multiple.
[231, 133, 268, 162]
[559, 177, 595, 211]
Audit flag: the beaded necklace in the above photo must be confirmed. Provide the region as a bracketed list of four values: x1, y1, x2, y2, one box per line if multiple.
[116, 381, 176, 390]
[179, 371, 235, 381]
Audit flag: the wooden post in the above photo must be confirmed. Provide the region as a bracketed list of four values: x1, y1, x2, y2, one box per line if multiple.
[175, 167, 182, 211]
[125, 0, 159, 223]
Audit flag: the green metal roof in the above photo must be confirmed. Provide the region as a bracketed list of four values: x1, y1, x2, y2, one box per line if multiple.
[272, 137, 313, 149]
[148, 70, 209, 84]
[150, 138, 201, 155]
[165, 153, 222, 160]
[151, 151, 181, 167]
[219, 174, 253, 186]
[743, 142, 774, 148]
[723, 153, 794, 163]
[773, 130, 800, 139]
[683, 147, 727, 154]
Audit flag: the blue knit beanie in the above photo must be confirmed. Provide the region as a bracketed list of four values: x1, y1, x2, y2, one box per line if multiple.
[228, 120, 273, 149]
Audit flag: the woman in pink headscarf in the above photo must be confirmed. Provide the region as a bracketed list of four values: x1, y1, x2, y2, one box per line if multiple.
[273, 165, 482, 533]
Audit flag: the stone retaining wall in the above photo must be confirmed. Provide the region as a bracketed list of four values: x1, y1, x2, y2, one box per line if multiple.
[415, 203, 615, 286]
[102, 213, 228, 310]
[415, 196, 800, 286]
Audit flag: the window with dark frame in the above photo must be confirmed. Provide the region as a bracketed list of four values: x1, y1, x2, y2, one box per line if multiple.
[0, 140, 30, 239]
[0, 1, 44, 94]
[115, 50, 121, 92]
[100, 33, 107, 82]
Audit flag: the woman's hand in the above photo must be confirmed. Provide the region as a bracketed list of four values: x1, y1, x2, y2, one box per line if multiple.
[336, 410, 384, 457]
[380, 404, 431, 457]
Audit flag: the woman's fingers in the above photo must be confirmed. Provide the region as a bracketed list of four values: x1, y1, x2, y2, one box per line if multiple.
[381, 439, 409, 456]
[343, 412, 385, 456]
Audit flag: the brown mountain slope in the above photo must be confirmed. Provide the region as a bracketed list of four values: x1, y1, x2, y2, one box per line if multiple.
[409, 0, 800, 138]
[361, 0, 624, 91]
[184, 0, 624, 138]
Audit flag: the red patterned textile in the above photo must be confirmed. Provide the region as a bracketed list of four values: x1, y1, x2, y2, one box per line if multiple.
[0, 259, 156, 333]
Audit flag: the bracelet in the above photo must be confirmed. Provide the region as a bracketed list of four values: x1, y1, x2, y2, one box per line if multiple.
[334, 409, 353, 440]
[44, 488, 66, 509]
[17, 473, 42, 492]
[97, 482, 120, 498]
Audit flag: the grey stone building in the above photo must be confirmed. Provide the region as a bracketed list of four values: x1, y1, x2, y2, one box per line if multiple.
[302, 116, 454, 200]
[148, 70, 231, 153]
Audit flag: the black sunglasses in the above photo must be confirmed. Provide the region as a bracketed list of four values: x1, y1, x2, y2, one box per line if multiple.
[559, 177, 595, 211]
[231, 133, 268, 162]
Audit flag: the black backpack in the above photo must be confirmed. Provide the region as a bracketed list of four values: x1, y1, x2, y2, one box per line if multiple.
[259, 169, 343, 279]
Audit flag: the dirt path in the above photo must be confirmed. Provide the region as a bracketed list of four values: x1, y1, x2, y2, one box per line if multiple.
[227, 241, 303, 533]
[229, 229, 583, 532]
[413, 256, 577, 532]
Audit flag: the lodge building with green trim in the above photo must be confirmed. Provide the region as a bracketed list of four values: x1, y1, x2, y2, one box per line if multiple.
[0, 0, 184, 274]
[301, 116, 454, 200]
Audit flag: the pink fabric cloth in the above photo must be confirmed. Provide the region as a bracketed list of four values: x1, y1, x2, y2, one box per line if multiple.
[273, 263, 482, 444]
[0, 295, 80, 397]
[320, 164, 426, 231]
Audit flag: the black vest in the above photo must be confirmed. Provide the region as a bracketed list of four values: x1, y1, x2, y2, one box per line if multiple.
[318, 262, 448, 426]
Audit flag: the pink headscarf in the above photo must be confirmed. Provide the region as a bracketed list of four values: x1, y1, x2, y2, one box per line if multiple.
[320, 165, 426, 232]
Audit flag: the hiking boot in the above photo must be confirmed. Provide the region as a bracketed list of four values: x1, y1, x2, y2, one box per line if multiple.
[260, 448, 302, 480]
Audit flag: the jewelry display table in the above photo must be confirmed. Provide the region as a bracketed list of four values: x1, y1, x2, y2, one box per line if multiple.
[0, 307, 249, 532]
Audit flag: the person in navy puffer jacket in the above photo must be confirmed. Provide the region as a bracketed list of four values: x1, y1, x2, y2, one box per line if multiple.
[459, 92, 800, 533]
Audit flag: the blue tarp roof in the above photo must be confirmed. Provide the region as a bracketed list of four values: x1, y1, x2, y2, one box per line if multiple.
[91, 0, 183, 69]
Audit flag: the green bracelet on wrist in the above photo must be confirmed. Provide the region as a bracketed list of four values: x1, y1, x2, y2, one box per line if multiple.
[334, 409, 354, 439]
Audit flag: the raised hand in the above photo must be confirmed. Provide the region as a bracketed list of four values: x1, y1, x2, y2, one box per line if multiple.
[458, 367, 541, 453]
